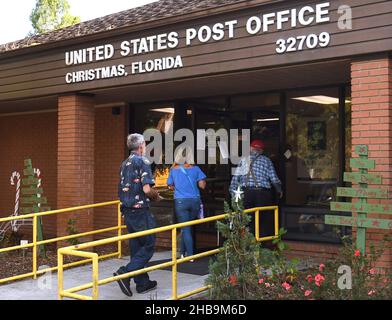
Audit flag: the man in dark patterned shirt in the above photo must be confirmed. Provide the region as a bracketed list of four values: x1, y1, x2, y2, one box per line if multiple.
[114, 133, 160, 297]
[230, 140, 283, 237]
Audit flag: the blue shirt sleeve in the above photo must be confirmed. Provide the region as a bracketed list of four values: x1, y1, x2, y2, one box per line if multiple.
[167, 168, 174, 186]
[195, 166, 207, 181]
[267, 158, 281, 184]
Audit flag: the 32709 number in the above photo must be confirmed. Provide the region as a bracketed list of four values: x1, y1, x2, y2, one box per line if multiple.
[276, 32, 331, 54]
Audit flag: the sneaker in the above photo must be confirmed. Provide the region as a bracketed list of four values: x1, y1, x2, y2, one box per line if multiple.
[136, 280, 158, 294]
[180, 254, 194, 262]
[113, 267, 132, 297]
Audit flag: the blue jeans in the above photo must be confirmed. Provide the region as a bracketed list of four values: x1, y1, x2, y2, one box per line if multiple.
[174, 198, 200, 257]
[122, 208, 156, 287]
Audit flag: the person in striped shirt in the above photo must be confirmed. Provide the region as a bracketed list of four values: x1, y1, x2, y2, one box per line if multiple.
[230, 139, 283, 237]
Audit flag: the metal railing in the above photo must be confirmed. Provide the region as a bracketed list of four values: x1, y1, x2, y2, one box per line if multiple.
[58, 206, 279, 300]
[0, 200, 124, 285]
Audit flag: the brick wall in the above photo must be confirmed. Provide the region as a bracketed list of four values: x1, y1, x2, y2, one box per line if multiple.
[351, 54, 392, 269]
[0, 112, 58, 239]
[285, 241, 340, 263]
[57, 95, 95, 241]
[94, 106, 126, 239]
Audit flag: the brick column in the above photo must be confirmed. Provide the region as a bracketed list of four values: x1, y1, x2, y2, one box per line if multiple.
[351, 54, 392, 270]
[57, 94, 95, 241]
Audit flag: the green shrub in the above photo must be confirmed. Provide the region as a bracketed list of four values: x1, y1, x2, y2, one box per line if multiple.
[206, 198, 392, 300]
[66, 218, 80, 246]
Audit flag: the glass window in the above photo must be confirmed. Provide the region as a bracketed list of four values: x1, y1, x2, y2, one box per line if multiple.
[285, 88, 341, 207]
[282, 87, 352, 242]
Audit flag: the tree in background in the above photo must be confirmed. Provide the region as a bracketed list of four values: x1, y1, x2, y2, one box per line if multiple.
[30, 0, 80, 34]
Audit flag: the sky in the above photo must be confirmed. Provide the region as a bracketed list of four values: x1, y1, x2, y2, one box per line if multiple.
[0, 0, 158, 45]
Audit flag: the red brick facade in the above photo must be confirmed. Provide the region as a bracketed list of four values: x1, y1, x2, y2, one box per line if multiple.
[0, 111, 58, 238]
[351, 54, 392, 269]
[285, 241, 340, 262]
[94, 106, 127, 239]
[57, 95, 95, 241]
[0, 103, 127, 244]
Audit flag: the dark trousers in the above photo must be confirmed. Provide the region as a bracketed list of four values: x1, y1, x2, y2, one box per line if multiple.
[243, 188, 275, 238]
[122, 208, 156, 287]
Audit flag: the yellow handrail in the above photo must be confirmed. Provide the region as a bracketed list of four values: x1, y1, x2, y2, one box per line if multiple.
[0, 200, 122, 284]
[0, 201, 120, 222]
[58, 206, 279, 300]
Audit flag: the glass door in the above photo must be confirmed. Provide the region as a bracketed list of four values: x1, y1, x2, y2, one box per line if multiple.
[188, 96, 283, 251]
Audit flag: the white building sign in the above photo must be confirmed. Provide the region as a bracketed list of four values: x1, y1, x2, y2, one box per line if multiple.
[65, 2, 333, 84]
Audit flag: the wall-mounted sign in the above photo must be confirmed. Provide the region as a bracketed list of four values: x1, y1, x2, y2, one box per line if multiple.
[336, 187, 388, 199]
[330, 202, 392, 214]
[343, 172, 382, 184]
[325, 216, 392, 230]
[64, 2, 333, 84]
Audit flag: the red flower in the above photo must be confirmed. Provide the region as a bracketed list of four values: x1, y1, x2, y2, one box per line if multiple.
[369, 268, 376, 275]
[258, 278, 264, 284]
[306, 275, 314, 283]
[319, 264, 325, 272]
[282, 282, 291, 291]
[368, 289, 376, 296]
[315, 274, 325, 287]
[315, 274, 325, 282]
[304, 290, 312, 297]
[354, 250, 361, 257]
[229, 274, 237, 286]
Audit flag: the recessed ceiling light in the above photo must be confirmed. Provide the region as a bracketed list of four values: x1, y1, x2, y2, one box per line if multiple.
[292, 96, 350, 105]
[151, 107, 175, 113]
[256, 118, 280, 122]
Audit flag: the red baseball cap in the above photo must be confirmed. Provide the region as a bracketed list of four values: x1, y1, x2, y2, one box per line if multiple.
[251, 140, 265, 150]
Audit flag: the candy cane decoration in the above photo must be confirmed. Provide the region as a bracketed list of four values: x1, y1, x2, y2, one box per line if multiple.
[2, 167, 44, 239]
[34, 168, 44, 230]
[34, 168, 42, 209]
[10, 171, 21, 232]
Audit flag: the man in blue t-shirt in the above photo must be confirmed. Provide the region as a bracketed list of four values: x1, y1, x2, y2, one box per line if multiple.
[114, 133, 160, 297]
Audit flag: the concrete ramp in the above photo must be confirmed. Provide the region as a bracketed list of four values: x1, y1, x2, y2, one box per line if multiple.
[0, 251, 209, 300]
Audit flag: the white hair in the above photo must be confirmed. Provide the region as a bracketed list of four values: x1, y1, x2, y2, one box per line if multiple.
[127, 133, 145, 151]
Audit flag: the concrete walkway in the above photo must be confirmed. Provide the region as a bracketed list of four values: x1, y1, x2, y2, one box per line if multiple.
[0, 251, 209, 300]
